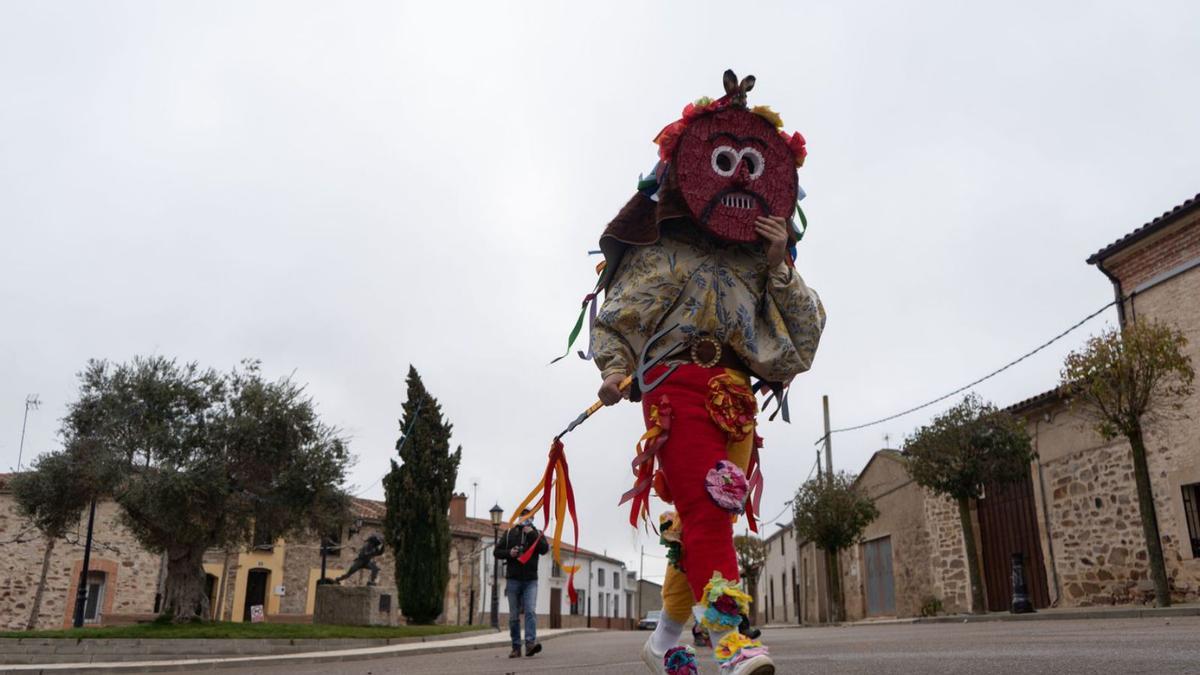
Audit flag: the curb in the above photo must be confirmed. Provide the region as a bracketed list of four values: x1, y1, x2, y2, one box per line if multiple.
[0, 628, 595, 673]
[758, 604, 1200, 630]
[910, 605, 1200, 625]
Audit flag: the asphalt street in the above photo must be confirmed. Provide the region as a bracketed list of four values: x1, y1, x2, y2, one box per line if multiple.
[209, 617, 1200, 674]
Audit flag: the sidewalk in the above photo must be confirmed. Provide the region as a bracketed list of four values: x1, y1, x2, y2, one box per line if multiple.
[0, 627, 593, 674]
[757, 601, 1200, 630]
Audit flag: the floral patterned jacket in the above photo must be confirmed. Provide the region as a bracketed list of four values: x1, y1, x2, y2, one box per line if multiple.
[592, 222, 826, 384]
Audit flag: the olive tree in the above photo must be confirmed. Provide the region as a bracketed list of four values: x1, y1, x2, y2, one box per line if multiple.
[14, 357, 351, 622]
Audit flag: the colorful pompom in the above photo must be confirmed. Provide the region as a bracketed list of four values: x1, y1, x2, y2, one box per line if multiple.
[664, 645, 699, 675]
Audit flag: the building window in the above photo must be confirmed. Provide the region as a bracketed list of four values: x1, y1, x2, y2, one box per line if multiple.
[83, 571, 107, 624]
[252, 521, 275, 551]
[1183, 483, 1200, 558]
[613, 571, 619, 589]
[552, 561, 562, 578]
[598, 569, 605, 587]
[769, 577, 775, 622]
[570, 590, 586, 616]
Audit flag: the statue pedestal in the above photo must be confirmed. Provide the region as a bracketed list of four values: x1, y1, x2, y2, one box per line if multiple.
[314, 585, 399, 626]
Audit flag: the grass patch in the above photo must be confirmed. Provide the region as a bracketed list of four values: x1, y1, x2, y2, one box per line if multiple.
[0, 621, 492, 640]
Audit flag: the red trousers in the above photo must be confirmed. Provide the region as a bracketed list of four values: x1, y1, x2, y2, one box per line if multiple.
[641, 364, 756, 617]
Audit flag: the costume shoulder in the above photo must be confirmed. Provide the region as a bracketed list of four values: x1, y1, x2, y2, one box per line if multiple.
[597, 174, 692, 291]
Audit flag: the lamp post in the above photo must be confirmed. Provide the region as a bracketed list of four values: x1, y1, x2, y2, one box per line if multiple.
[489, 503, 503, 630]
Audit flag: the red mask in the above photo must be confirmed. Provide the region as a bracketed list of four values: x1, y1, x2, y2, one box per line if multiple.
[670, 107, 798, 243]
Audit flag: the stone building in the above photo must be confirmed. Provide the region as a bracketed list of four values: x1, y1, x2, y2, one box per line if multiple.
[1009, 191, 1200, 607]
[832, 191, 1200, 618]
[0, 483, 594, 629]
[0, 474, 162, 630]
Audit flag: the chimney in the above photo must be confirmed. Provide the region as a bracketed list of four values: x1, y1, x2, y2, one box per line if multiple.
[449, 492, 468, 525]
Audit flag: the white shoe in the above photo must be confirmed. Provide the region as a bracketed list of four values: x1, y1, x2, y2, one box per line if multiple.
[641, 637, 666, 674]
[644, 638, 702, 674]
[722, 652, 775, 675]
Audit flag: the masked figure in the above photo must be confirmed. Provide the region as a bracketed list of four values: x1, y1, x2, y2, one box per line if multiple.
[592, 70, 825, 675]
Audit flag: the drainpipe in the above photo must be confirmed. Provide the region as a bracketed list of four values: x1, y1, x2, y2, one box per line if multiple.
[1095, 260, 1128, 327]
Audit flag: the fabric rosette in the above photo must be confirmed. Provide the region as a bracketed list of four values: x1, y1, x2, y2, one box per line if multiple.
[664, 645, 699, 675]
[705, 460, 749, 514]
[705, 374, 757, 441]
[714, 632, 769, 668]
[700, 572, 752, 631]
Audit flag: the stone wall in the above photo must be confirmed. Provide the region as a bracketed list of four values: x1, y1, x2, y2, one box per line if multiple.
[0, 496, 160, 630]
[1028, 206, 1200, 607]
[923, 493, 971, 614]
[842, 453, 937, 620]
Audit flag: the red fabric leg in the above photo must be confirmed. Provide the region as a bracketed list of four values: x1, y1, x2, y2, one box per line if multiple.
[642, 365, 740, 600]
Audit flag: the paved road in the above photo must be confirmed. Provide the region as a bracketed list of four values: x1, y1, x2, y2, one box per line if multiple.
[211, 617, 1200, 674]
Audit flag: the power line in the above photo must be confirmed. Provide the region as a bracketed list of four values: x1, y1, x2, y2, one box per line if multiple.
[354, 397, 426, 498]
[814, 299, 1116, 444]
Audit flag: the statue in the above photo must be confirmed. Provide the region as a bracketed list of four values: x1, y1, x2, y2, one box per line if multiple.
[334, 533, 384, 586]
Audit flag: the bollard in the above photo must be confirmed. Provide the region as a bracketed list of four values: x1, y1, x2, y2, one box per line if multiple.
[1010, 552, 1035, 614]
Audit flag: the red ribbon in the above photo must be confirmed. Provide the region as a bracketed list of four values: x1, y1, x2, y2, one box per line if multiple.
[618, 400, 673, 528]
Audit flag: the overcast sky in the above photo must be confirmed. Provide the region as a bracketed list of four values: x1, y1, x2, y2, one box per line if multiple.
[3, 1, 1199, 578]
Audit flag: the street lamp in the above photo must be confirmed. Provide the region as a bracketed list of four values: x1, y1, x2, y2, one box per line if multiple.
[489, 503, 503, 630]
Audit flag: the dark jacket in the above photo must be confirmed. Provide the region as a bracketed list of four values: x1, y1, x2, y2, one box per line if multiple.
[494, 524, 549, 581]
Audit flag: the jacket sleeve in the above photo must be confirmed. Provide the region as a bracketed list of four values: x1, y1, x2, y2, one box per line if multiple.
[763, 263, 826, 375]
[535, 532, 550, 555]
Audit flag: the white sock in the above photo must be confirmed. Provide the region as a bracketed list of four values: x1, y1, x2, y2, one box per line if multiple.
[709, 627, 735, 654]
[649, 614, 685, 655]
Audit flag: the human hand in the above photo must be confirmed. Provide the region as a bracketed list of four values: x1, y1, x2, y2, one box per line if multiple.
[598, 373, 628, 406]
[755, 216, 790, 268]
[510, 547, 520, 558]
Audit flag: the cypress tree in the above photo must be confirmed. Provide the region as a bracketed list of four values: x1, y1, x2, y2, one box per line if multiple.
[383, 366, 462, 624]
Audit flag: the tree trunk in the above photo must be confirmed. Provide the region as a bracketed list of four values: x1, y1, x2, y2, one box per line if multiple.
[160, 545, 210, 622]
[1128, 426, 1171, 607]
[26, 536, 56, 630]
[825, 549, 843, 623]
[957, 497, 986, 614]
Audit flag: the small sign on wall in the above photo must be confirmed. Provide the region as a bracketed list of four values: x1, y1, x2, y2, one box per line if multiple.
[273, 585, 286, 596]
[250, 605, 265, 623]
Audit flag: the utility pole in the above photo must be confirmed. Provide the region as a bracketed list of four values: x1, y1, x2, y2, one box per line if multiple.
[821, 395, 833, 479]
[638, 545, 644, 620]
[17, 394, 41, 472]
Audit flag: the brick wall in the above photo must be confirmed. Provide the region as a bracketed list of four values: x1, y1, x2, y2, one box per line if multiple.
[1104, 212, 1200, 291]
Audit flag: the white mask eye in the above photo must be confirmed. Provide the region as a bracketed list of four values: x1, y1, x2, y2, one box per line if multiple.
[711, 146, 738, 176]
[738, 147, 765, 179]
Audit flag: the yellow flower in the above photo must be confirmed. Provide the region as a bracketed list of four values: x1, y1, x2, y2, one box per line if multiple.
[751, 105, 784, 128]
[714, 632, 759, 661]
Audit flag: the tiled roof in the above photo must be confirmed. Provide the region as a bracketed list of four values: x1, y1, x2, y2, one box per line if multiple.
[1003, 386, 1065, 415]
[1087, 192, 1200, 264]
[349, 497, 387, 521]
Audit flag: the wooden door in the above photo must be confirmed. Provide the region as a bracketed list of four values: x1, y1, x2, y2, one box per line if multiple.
[864, 536, 896, 617]
[243, 569, 269, 622]
[549, 588, 562, 628]
[977, 475, 1051, 611]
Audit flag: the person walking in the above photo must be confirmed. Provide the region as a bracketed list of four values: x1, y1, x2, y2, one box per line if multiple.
[494, 508, 549, 658]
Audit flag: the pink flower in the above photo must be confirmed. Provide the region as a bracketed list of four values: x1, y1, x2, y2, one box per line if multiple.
[705, 460, 749, 513]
